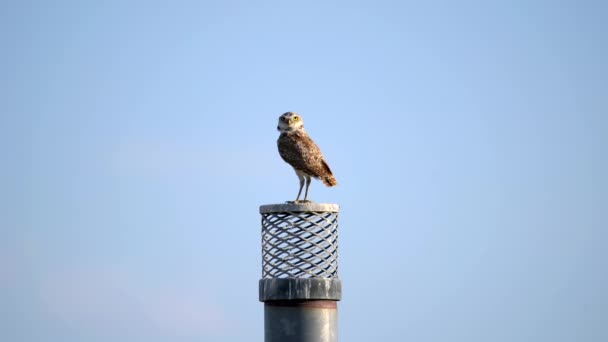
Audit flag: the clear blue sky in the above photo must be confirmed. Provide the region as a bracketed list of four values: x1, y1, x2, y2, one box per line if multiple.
[1, 1, 607, 341]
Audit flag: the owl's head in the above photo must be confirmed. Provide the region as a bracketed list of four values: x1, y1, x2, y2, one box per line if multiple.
[277, 112, 304, 133]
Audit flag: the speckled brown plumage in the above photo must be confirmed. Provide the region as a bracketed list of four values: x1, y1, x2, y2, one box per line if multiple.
[276, 112, 336, 202]
[278, 130, 337, 186]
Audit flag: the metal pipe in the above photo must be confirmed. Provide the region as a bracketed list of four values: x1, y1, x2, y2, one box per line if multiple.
[259, 203, 341, 342]
[265, 301, 337, 342]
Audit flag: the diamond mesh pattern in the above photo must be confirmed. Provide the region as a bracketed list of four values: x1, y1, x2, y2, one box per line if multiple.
[261, 211, 338, 279]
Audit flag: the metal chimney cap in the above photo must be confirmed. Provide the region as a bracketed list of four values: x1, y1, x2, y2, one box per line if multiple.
[260, 203, 339, 214]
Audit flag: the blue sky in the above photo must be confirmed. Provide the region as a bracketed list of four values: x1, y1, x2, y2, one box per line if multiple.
[1, 1, 607, 341]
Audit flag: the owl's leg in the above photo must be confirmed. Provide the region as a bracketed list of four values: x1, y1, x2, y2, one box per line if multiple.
[292, 174, 305, 203]
[303, 176, 312, 202]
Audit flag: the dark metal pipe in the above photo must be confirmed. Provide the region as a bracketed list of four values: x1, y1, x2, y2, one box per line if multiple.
[264, 301, 337, 342]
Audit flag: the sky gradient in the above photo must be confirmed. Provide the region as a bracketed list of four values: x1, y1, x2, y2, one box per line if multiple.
[2, 1, 607, 341]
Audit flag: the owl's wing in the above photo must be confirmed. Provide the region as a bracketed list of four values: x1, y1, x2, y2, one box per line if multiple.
[320, 159, 333, 176]
[278, 134, 309, 171]
[278, 133, 333, 180]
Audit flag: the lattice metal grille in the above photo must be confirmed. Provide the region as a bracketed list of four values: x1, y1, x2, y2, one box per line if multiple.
[261, 210, 338, 279]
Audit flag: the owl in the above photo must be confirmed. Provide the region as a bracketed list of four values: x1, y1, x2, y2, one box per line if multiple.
[277, 112, 337, 203]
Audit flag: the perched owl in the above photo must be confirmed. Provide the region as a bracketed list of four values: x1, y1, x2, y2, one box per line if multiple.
[277, 112, 337, 203]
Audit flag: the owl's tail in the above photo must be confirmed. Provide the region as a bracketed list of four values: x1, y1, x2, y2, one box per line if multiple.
[322, 175, 337, 187]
